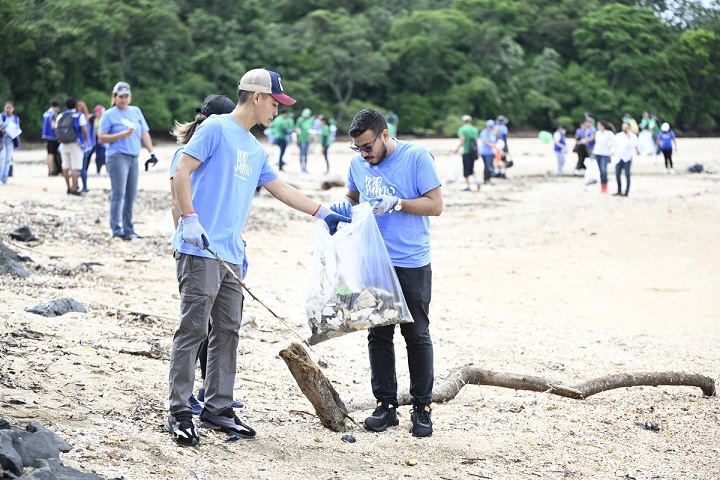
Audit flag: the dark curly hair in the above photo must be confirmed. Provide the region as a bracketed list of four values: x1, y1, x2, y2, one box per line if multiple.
[348, 108, 387, 138]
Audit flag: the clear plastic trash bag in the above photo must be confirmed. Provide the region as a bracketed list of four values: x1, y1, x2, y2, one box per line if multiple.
[305, 202, 413, 345]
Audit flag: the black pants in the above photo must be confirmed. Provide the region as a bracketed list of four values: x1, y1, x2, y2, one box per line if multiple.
[574, 144, 589, 170]
[276, 138, 287, 170]
[462, 152, 476, 178]
[322, 145, 329, 174]
[197, 319, 211, 380]
[368, 264, 434, 407]
[662, 149, 673, 169]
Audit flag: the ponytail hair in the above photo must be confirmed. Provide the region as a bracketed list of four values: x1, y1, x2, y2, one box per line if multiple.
[171, 113, 209, 145]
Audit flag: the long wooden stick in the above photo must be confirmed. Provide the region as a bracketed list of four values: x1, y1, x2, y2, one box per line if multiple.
[204, 246, 313, 350]
[347, 367, 716, 411]
[279, 343, 716, 431]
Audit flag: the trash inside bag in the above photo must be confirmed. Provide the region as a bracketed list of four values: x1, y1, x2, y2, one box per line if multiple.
[305, 202, 413, 345]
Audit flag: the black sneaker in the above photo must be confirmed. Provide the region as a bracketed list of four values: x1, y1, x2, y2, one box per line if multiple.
[165, 410, 199, 447]
[199, 407, 256, 438]
[364, 402, 399, 432]
[410, 405, 433, 437]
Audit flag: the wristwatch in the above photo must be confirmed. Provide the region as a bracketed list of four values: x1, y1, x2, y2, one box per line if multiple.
[395, 198, 403, 211]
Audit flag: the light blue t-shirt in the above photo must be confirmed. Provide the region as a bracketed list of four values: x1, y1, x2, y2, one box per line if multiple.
[479, 128, 497, 156]
[99, 105, 149, 157]
[346, 140, 441, 268]
[169, 147, 183, 179]
[497, 124, 508, 140]
[172, 114, 278, 265]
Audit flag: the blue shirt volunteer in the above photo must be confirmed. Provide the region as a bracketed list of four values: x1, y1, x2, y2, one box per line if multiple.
[346, 140, 441, 268]
[172, 114, 278, 265]
[99, 105, 149, 157]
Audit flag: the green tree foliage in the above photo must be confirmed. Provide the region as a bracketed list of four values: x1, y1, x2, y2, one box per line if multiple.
[0, 0, 718, 138]
[295, 9, 389, 126]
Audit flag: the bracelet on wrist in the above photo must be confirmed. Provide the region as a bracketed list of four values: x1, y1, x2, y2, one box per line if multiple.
[181, 211, 196, 218]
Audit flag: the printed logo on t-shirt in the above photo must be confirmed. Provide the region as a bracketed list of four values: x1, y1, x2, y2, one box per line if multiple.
[234, 149, 253, 180]
[364, 176, 396, 197]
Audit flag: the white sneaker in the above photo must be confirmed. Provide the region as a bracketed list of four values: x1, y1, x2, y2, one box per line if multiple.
[670, 168, 675, 174]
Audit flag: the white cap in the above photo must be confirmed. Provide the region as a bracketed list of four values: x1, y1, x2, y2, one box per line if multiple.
[661, 122, 670, 132]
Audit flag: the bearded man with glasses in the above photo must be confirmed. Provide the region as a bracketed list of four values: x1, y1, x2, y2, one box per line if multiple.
[331, 108, 443, 437]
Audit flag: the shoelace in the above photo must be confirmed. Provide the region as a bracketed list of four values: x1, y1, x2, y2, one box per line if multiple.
[175, 411, 194, 427]
[414, 407, 431, 422]
[373, 406, 387, 416]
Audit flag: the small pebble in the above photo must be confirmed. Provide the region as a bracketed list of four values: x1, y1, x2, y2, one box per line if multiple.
[341, 434, 356, 443]
[406, 458, 418, 466]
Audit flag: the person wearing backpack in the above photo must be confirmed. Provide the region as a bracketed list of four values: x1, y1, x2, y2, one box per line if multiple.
[453, 115, 480, 191]
[99, 81, 157, 241]
[56, 98, 89, 195]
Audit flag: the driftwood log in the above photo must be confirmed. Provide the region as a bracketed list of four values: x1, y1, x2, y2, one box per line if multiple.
[279, 342, 351, 431]
[280, 342, 716, 431]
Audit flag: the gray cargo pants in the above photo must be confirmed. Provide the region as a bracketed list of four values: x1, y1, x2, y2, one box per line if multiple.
[168, 251, 244, 415]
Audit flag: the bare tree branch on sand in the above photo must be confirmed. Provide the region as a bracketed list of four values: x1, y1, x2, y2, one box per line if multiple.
[279, 342, 716, 432]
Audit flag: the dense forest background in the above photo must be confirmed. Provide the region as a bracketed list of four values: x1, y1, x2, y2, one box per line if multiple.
[1, 0, 719, 138]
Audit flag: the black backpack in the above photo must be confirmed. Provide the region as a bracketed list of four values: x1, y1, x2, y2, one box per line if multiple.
[56, 113, 78, 143]
[468, 138, 478, 160]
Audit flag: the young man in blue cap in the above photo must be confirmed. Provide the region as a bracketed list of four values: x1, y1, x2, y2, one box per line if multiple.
[166, 68, 349, 447]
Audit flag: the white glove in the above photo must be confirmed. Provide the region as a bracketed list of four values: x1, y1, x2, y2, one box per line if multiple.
[181, 213, 208, 249]
[368, 195, 399, 215]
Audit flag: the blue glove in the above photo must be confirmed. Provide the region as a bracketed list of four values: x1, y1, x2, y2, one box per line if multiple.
[241, 239, 249, 279]
[368, 195, 398, 215]
[181, 213, 208, 249]
[315, 205, 351, 235]
[144, 153, 158, 171]
[330, 201, 353, 219]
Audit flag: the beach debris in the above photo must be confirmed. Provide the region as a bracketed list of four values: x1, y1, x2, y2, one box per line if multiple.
[0, 240, 30, 278]
[25, 297, 87, 317]
[320, 174, 345, 190]
[9, 226, 39, 242]
[343, 366, 716, 412]
[307, 287, 403, 345]
[406, 458, 419, 466]
[341, 434, 356, 443]
[119, 345, 164, 359]
[279, 342, 354, 432]
[635, 421, 661, 431]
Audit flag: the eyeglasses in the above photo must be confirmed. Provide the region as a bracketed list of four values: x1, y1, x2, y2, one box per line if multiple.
[349, 131, 383, 153]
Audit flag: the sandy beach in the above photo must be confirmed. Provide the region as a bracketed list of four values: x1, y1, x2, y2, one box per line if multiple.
[1, 135, 719, 479]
